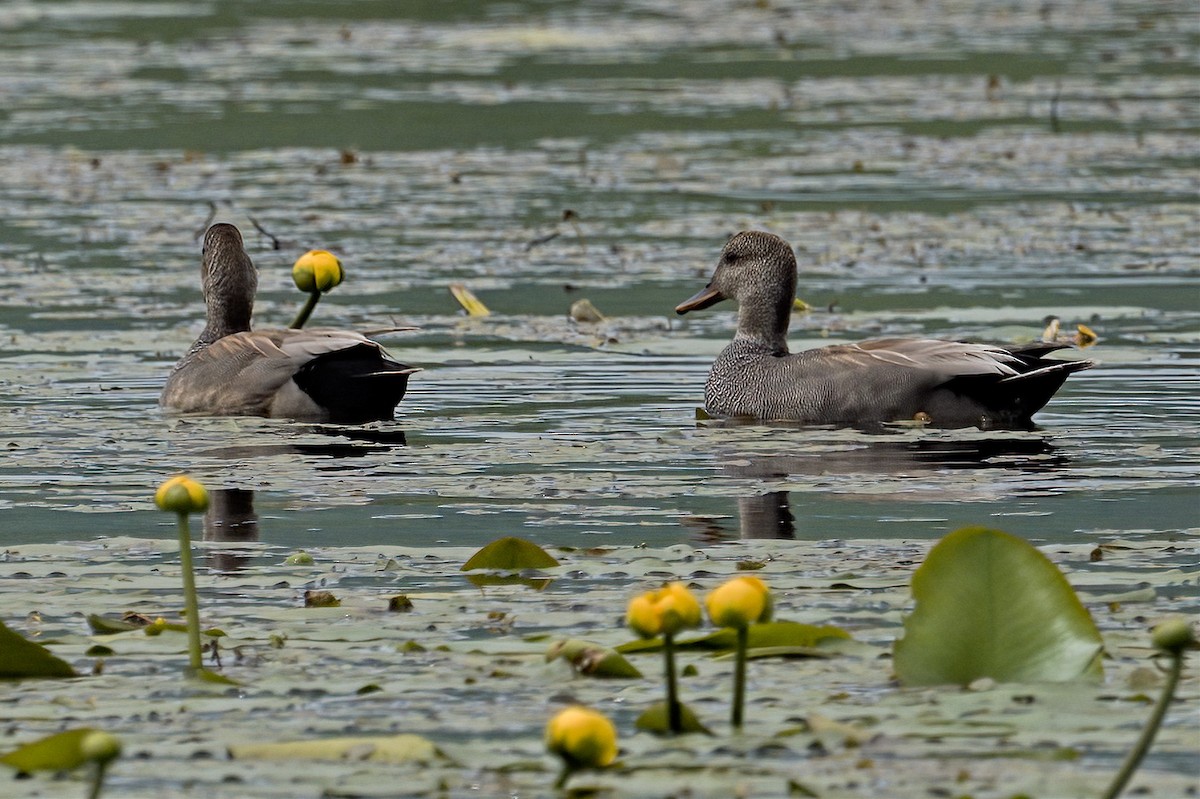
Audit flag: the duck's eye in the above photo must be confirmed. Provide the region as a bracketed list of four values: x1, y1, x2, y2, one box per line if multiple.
[723, 251, 739, 265]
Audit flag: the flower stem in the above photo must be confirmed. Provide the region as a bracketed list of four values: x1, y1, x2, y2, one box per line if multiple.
[664, 632, 681, 734]
[553, 765, 572, 790]
[176, 513, 203, 672]
[732, 624, 749, 729]
[87, 757, 109, 799]
[1101, 651, 1184, 799]
[289, 291, 321, 329]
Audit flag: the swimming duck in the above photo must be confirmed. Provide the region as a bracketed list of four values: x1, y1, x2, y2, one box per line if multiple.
[675, 230, 1094, 428]
[161, 223, 417, 423]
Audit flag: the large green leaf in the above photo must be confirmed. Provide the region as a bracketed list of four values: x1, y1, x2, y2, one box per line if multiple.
[0, 619, 77, 679]
[893, 526, 1104, 686]
[460, 536, 559, 572]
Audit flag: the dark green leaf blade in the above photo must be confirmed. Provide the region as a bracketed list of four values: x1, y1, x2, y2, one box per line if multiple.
[0, 619, 77, 679]
[460, 536, 559, 572]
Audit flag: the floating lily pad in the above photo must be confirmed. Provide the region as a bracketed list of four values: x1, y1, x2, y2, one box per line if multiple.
[461, 537, 559, 572]
[229, 733, 446, 764]
[893, 527, 1105, 686]
[634, 701, 712, 736]
[86, 614, 142, 634]
[546, 638, 643, 678]
[0, 619, 77, 679]
[617, 622, 851, 656]
[0, 728, 104, 772]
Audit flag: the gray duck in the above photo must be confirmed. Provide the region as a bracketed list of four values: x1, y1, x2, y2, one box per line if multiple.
[675, 230, 1094, 428]
[161, 223, 417, 423]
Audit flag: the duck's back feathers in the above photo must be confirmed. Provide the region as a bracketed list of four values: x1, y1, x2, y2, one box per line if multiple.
[162, 328, 417, 423]
[705, 336, 1093, 428]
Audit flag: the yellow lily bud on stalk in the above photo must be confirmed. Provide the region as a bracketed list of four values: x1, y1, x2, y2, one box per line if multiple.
[626, 582, 702, 735]
[545, 706, 618, 776]
[626, 593, 662, 638]
[706, 576, 773, 629]
[1102, 618, 1196, 799]
[154, 475, 209, 515]
[292, 249, 343, 293]
[706, 576, 774, 729]
[290, 250, 344, 328]
[626, 582, 702, 639]
[154, 475, 209, 672]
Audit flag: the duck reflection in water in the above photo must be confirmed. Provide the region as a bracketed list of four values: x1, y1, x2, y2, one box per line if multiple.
[202, 488, 260, 572]
[690, 434, 1067, 541]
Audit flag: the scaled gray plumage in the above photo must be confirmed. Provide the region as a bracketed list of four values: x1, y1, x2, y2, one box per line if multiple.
[161, 223, 417, 423]
[676, 230, 1094, 428]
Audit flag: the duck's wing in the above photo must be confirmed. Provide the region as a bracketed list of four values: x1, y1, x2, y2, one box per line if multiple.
[761, 338, 1092, 426]
[848, 338, 1024, 377]
[161, 329, 411, 419]
[831, 337, 1093, 425]
[278, 329, 419, 423]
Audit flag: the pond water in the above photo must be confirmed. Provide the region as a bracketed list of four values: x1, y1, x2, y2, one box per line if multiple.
[1, 0, 1196, 556]
[0, 2, 1198, 798]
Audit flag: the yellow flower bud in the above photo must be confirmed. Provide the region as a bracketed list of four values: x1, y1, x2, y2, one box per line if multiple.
[79, 731, 122, 765]
[706, 576, 773, 629]
[154, 475, 209, 515]
[657, 582, 702, 635]
[545, 706, 617, 770]
[292, 250, 343, 293]
[626, 582, 702, 639]
[626, 593, 661, 638]
[1151, 618, 1196, 655]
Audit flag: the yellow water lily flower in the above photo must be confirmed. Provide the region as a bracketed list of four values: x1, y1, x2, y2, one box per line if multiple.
[706, 576, 773, 629]
[544, 705, 618, 770]
[154, 475, 209, 515]
[292, 249, 344, 293]
[626, 581, 702, 639]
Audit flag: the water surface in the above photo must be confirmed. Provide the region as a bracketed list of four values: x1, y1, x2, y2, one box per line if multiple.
[0, 0, 1196, 553]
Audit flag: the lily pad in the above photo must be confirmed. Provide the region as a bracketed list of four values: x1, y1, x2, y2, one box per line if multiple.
[617, 622, 851, 655]
[634, 701, 712, 735]
[0, 619, 77, 679]
[461, 537, 559, 572]
[0, 728, 106, 772]
[86, 614, 143, 634]
[465, 574, 554, 591]
[893, 526, 1105, 686]
[546, 638, 643, 678]
[228, 733, 445, 764]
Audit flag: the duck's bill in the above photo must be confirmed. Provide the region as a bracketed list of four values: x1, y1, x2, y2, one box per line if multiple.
[675, 285, 725, 314]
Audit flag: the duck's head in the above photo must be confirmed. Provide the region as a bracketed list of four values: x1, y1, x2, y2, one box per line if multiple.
[675, 231, 797, 342]
[200, 223, 256, 339]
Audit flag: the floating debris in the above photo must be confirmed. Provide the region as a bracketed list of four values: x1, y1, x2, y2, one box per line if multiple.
[569, 298, 605, 323]
[449, 284, 491, 317]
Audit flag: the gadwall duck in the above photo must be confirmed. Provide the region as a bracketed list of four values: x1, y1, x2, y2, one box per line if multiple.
[161, 223, 417, 423]
[676, 231, 1094, 428]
